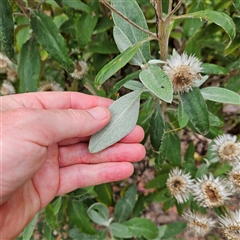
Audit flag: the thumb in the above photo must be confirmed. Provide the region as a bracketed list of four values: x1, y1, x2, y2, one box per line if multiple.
[17, 106, 111, 146]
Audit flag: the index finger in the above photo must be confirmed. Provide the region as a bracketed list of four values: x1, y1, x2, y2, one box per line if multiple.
[7, 92, 113, 110]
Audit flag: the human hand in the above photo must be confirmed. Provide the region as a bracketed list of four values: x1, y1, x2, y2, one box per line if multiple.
[0, 92, 145, 239]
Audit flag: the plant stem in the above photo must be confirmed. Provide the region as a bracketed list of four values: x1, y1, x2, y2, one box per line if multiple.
[100, 0, 157, 39]
[15, 0, 30, 18]
[166, 0, 183, 21]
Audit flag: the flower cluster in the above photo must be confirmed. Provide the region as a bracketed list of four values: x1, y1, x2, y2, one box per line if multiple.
[0, 52, 18, 96]
[38, 80, 64, 92]
[166, 134, 240, 238]
[70, 60, 89, 79]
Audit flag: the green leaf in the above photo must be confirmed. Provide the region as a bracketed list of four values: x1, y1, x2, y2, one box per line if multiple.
[0, 0, 14, 60]
[123, 218, 158, 239]
[185, 38, 201, 58]
[53, 13, 69, 28]
[224, 75, 240, 93]
[51, 196, 62, 215]
[113, 26, 146, 66]
[76, 1, 99, 48]
[180, 87, 209, 135]
[18, 37, 41, 93]
[114, 184, 137, 222]
[201, 87, 240, 105]
[15, 17, 30, 51]
[150, 104, 165, 151]
[162, 222, 187, 238]
[180, 10, 236, 48]
[68, 199, 97, 234]
[30, 10, 74, 72]
[95, 42, 142, 87]
[112, 0, 151, 62]
[195, 163, 208, 178]
[232, 0, 240, 10]
[94, 183, 113, 206]
[87, 203, 110, 227]
[123, 80, 144, 91]
[68, 228, 105, 240]
[89, 89, 142, 153]
[201, 63, 228, 75]
[145, 173, 169, 189]
[94, 17, 114, 34]
[139, 65, 173, 103]
[43, 223, 55, 240]
[178, 99, 189, 128]
[22, 213, 39, 240]
[154, 189, 172, 202]
[45, 204, 59, 231]
[108, 71, 141, 97]
[62, 0, 90, 12]
[152, 226, 167, 240]
[109, 223, 133, 238]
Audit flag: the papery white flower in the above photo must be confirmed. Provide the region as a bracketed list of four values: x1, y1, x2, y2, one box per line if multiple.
[166, 168, 194, 203]
[70, 61, 89, 79]
[228, 164, 240, 192]
[7, 67, 18, 82]
[192, 173, 232, 208]
[163, 52, 202, 94]
[219, 209, 240, 240]
[0, 53, 13, 74]
[182, 210, 216, 236]
[212, 134, 240, 166]
[38, 80, 63, 91]
[0, 80, 15, 95]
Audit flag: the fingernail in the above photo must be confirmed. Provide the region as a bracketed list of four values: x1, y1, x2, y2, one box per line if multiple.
[87, 107, 109, 120]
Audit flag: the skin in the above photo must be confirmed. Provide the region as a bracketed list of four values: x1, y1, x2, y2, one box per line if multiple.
[0, 92, 146, 239]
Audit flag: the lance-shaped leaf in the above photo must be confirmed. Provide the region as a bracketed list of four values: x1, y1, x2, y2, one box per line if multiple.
[95, 43, 142, 88]
[0, 0, 14, 60]
[178, 10, 236, 48]
[180, 87, 209, 135]
[139, 65, 173, 103]
[112, 0, 151, 63]
[201, 87, 240, 105]
[22, 213, 39, 240]
[178, 99, 189, 128]
[30, 10, 74, 72]
[89, 89, 143, 153]
[18, 38, 41, 93]
[62, 0, 90, 12]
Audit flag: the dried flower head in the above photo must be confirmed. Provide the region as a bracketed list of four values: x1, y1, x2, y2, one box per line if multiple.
[212, 134, 240, 166]
[166, 168, 194, 203]
[0, 80, 16, 95]
[182, 210, 216, 237]
[7, 67, 18, 82]
[38, 80, 63, 92]
[70, 61, 89, 79]
[192, 173, 232, 208]
[163, 52, 202, 94]
[0, 53, 13, 74]
[219, 209, 240, 240]
[228, 164, 240, 193]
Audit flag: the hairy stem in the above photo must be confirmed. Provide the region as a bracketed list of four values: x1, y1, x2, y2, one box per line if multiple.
[15, 0, 30, 18]
[100, 0, 157, 39]
[166, 0, 183, 21]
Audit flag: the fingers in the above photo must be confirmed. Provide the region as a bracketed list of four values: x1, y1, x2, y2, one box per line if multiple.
[7, 92, 113, 110]
[57, 162, 134, 195]
[59, 142, 146, 166]
[10, 107, 111, 146]
[58, 125, 145, 146]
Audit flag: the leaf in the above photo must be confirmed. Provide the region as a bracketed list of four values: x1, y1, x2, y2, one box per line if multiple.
[123, 80, 144, 91]
[201, 63, 228, 75]
[162, 222, 187, 238]
[224, 75, 240, 93]
[76, 1, 99, 48]
[152, 226, 167, 240]
[114, 184, 137, 222]
[113, 26, 145, 66]
[95, 42, 142, 87]
[94, 183, 113, 206]
[87, 203, 110, 227]
[30, 10, 74, 72]
[180, 10, 236, 48]
[109, 223, 133, 238]
[89, 89, 142, 153]
[45, 204, 59, 231]
[0, 0, 14, 60]
[145, 173, 169, 189]
[195, 164, 208, 178]
[18, 37, 41, 93]
[232, 0, 240, 10]
[201, 87, 240, 105]
[180, 87, 209, 135]
[178, 99, 189, 128]
[62, 0, 90, 12]
[150, 103, 165, 151]
[68, 199, 97, 234]
[43, 223, 55, 240]
[154, 189, 172, 202]
[51, 196, 62, 215]
[139, 65, 173, 103]
[22, 213, 39, 240]
[123, 218, 158, 239]
[112, 0, 151, 62]
[68, 228, 105, 240]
